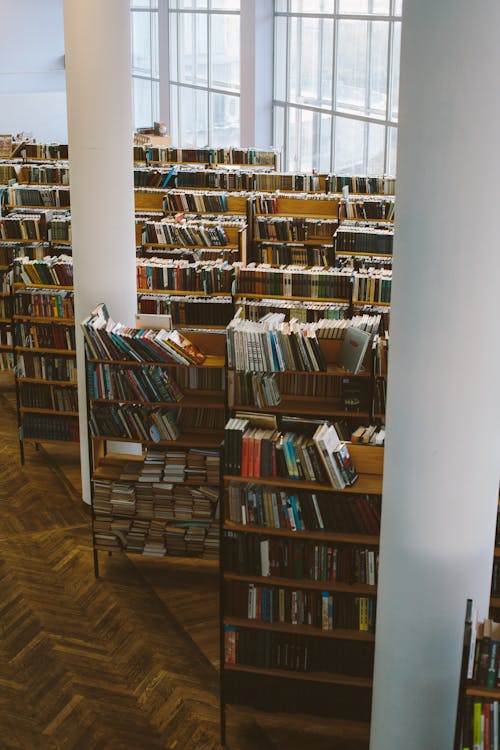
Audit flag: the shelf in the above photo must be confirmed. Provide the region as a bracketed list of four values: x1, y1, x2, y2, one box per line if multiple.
[89, 394, 225, 409]
[224, 616, 375, 642]
[352, 300, 391, 307]
[233, 292, 349, 303]
[230, 398, 369, 418]
[224, 521, 379, 546]
[0, 317, 11, 324]
[490, 597, 500, 608]
[143, 243, 238, 250]
[0, 343, 13, 350]
[253, 238, 334, 246]
[20, 407, 78, 416]
[22, 437, 79, 445]
[336, 251, 392, 259]
[90, 432, 223, 449]
[13, 316, 75, 325]
[224, 572, 376, 595]
[87, 354, 225, 369]
[50, 239, 72, 245]
[13, 283, 73, 291]
[223, 474, 383, 495]
[15, 347, 76, 355]
[0, 265, 10, 271]
[223, 663, 372, 689]
[254, 213, 338, 221]
[466, 686, 500, 699]
[136, 288, 231, 298]
[0, 239, 49, 244]
[17, 377, 77, 386]
[494, 548, 500, 558]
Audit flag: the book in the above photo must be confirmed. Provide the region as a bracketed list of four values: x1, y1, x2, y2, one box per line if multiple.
[338, 326, 371, 374]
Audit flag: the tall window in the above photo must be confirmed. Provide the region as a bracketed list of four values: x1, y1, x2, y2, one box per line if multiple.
[131, 0, 160, 129]
[274, 0, 402, 174]
[168, 1, 240, 147]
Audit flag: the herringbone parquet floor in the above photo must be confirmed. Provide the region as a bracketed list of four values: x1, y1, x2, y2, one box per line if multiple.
[0, 375, 369, 750]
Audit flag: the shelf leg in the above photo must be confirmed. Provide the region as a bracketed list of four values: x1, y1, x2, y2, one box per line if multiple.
[93, 548, 99, 578]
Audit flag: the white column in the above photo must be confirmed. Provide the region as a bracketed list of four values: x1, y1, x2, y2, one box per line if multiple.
[370, 2, 500, 748]
[239, 0, 273, 148]
[64, 0, 137, 504]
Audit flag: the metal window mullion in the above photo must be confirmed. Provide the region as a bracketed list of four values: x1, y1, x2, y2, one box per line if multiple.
[207, 7, 212, 145]
[283, 9, 291, 169]
[331, 0, 339, 172]
[384, 0, 395, 174]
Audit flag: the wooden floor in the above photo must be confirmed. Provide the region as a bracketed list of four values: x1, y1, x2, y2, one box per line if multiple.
[0, 374, 369, 750]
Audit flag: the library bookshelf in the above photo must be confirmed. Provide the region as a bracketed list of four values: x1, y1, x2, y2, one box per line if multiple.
[84, 323, 227, 577]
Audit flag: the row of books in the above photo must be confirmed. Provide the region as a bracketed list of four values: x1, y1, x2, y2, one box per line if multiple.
[253, 192, 339, 215]
[97, 446, 220, 485]
[0, 212, 51, 240]
[134, 168, 177, 189]
[21, 164, 70, 185]
[0, 351, 13, 370]
[50, 213, 72, 241]
[15, 255, 73, 286]
[326, 174, 395, 195]
[0, 327, 12, 346]
[82, 303, 206, 366]
[19, 382, 79, 412]
[22, 413, 79, 442]
[143, 218, 241, 247]
[224, 418, 357, 490]
[86, 362, 184, 404]
[236, 298, 350, 323]
[334, 223, 394, 256]
[136, 258, 235, 294]
[226, 316, 328, 374]
[162, 189, 247, 214]
[226, 484, 380, 535]
[137, 146, 279, 166]
[235, 264, 352, 300]
[14, 289, 74, 319]
[352, 269, 392, 304]
[0, 243, 57, 265]
[137, 293, 235, 327]
[227, 371, 282, 409]
[254, 216, 338, 242]
[339, 198, 395, 221]
[351, 425, 385, 446]
[89, 403, 181, 442]
[224, 531, 378, 586]
[5, 185, 71, 208]
[180, 406, 225, 431]
[23, 143, 69, 160]
[0, 296, 12, 318]
[256, 243, 333, 267]
[224, 628, 374, 680]
[461, 699, 500, 750]
[15, 322, 75, 351]
[16, 352, 77, 382]
[227, 578, 377, 629]
[174, 169, 322, 193]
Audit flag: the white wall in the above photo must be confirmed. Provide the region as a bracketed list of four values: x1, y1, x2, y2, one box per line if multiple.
[0, 0, 67, 141]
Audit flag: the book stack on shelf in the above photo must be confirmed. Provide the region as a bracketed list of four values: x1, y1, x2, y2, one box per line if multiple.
[142, 215, 247, 263]
[325, 174, 395, 195]
[81, 303, 226, 575]
[0, 250, 13, 371]
[11, 254, 77, 459]
[338, 196, 395, 222]
[220, 311, 385, 737]
[4, 184, 71, 209]
[455, 601, 500, 750]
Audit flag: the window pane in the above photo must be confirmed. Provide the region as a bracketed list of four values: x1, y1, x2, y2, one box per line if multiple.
[290, 0, 334, 11]
[394, 0, 402, 15]
[390, 21, 401, 121]
[211, 0, 240, 9]
[210, 13, 240, 92]
[170, 84, 180, 143]
[131, 11, 152, 74]
[179, 0, 208, 7]
[367, 120, 385, 173]
[334, 116, 366, 173]
[132, 0, 153, 8]
[386, 125, 397, 175]
[273, 104, 285, 155]
[211, 93, 240, 146]
[152, 80, 160, 123]
[151, 12, 159, 78]
[275, 0, 287, 11]
[133, 77, 153, 129]
[338, 0, 390, 13]
[169, 12, 178, 78]
[179, 87, 209, 147]
[274, 15, 287, 101]
[179, 12, 208, 85]
[289, 16, 333, 107]
[335, 20, 388, 119]
[287, 108, 331, 172]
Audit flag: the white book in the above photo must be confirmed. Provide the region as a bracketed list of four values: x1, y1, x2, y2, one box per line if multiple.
[260, 539, 270, 577]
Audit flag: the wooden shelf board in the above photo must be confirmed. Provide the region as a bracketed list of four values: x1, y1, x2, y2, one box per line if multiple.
[466, 686, 500, 699]
[494, 548, 500, 558]
[336, 251, 393, 259]
[352, 300, 391, 308]
[230, 399, 369, 417]
[0, 239, 49, 244]
[0, 343, 13, 350]
[490, 597, 500, 608]
[90, 433, 223, 449]
[20, 407, 78, 416]
[233, 292, 349, 303]
[224, 521, 379, 545]
[22, 437, 79, 446]
[0, 317, 11, 324]
[253, 238, 334, 247]
[143, 243, 238, 250]
[15, 347, 76, 355]
[18, 377, 77, 386]
[224, 573, 376, 595]
[136, 288, 231, 298]
[223, 663, 372, 689]
[50, 240, 72, 245]
[14, 283, 73, 291]
[13, 315, 75, 325]
[223, 474, 382, 495]
[89, 395, 225, 409]
[224, 616, 375, 642]
[87, 355, 225, 369]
